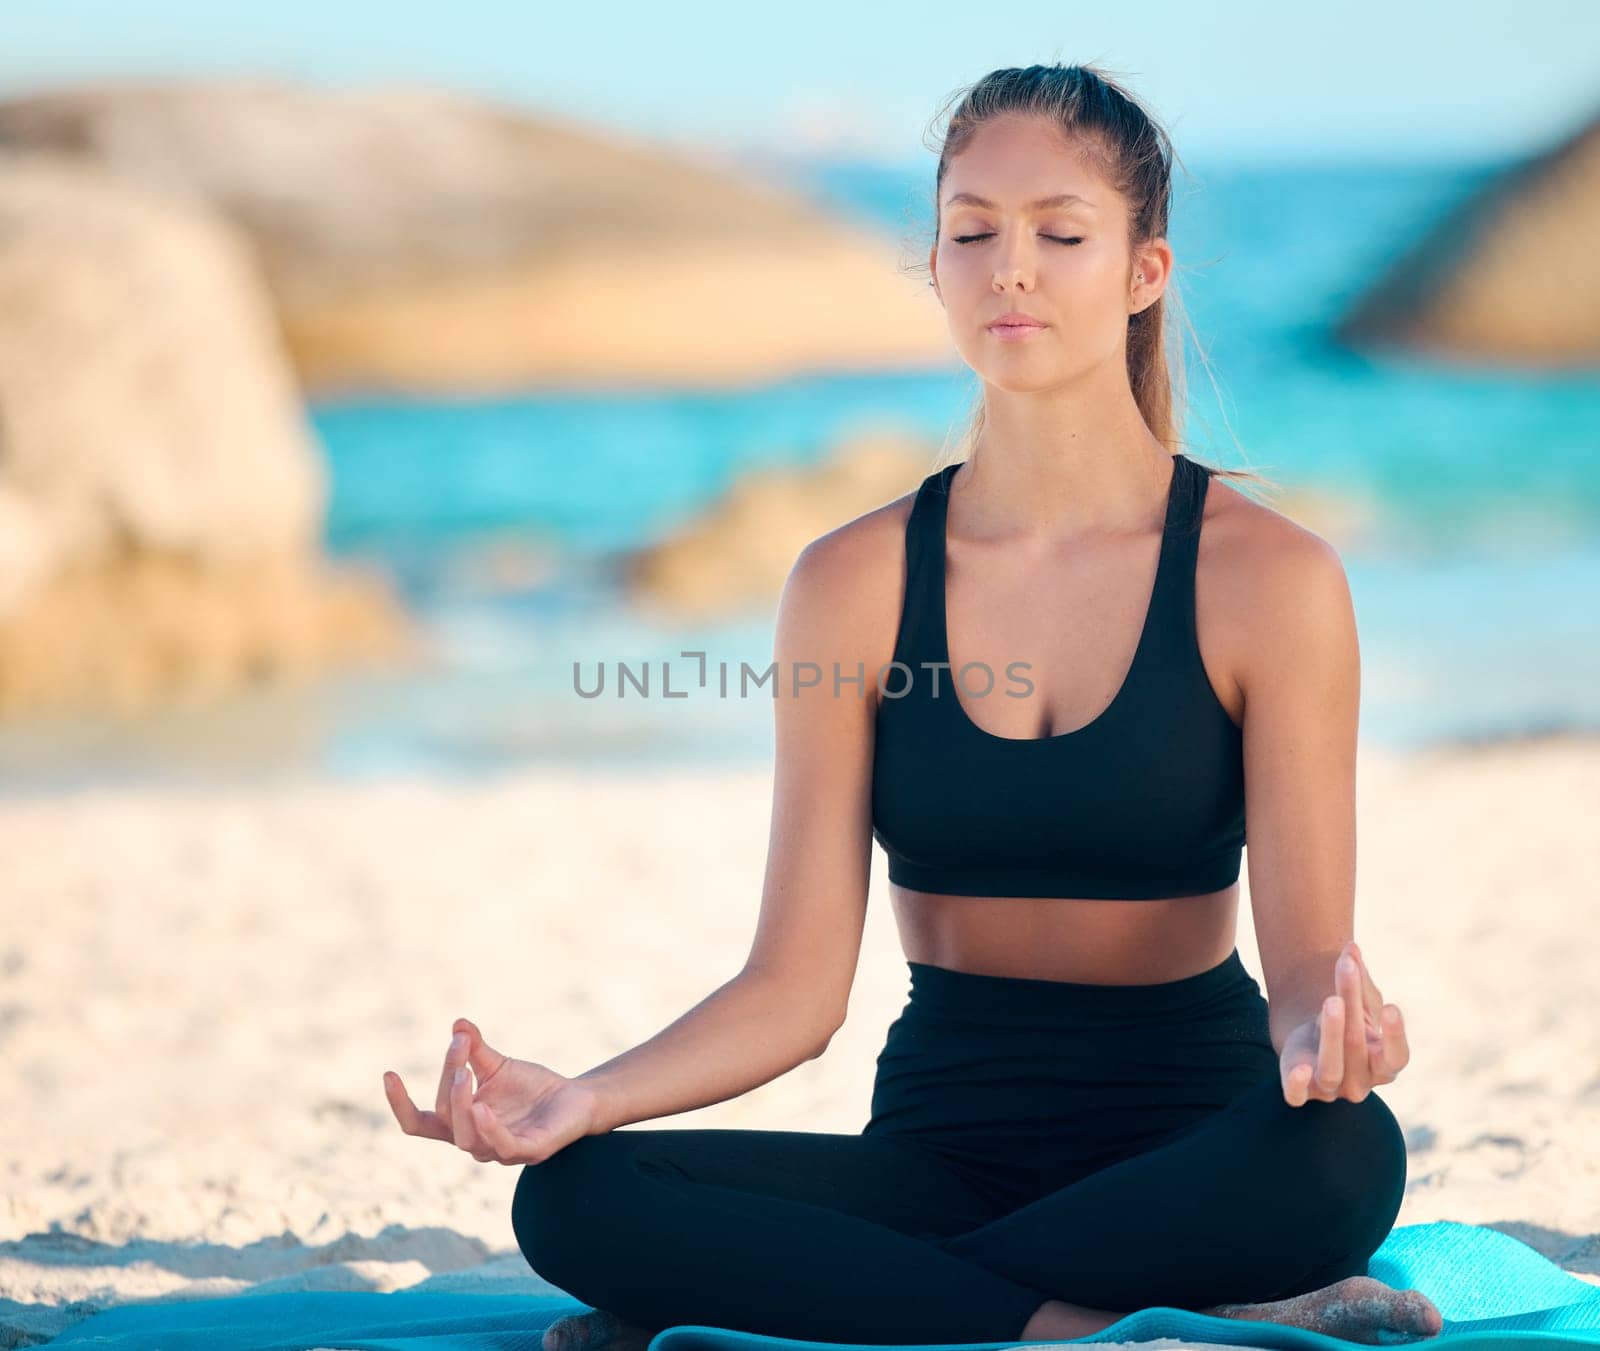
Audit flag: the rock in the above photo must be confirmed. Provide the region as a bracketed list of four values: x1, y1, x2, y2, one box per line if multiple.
[623, 432, 936, 619]
[0, 80, 953, 395]
[0, 153, 413, 720]
[0, 552, 410, 718]
[1336, 112, 1600, 364]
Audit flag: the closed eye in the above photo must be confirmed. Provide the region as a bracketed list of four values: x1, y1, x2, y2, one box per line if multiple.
[951, 233, 1083, 246]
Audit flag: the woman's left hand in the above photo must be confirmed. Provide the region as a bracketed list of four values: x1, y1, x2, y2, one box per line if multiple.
[1279, 939, 1411, 1107]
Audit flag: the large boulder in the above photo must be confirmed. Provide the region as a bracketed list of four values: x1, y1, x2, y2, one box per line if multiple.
[1336, 112, 1600, 364]
[0, 80, 954, 395]
[0, 154, 412, 719]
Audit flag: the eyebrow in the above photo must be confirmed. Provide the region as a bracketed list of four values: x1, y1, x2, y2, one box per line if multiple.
[943, 191, 1095, 211]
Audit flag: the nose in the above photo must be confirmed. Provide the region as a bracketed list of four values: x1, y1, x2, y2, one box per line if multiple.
[990, 235, 1036, 291]
[992, 267, 1034, 292]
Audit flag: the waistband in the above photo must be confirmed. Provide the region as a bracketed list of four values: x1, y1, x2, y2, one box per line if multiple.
[903, 948, 1257, 1024]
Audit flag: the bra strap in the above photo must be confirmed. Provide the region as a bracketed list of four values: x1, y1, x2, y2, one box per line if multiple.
[1150, 453, 1210, 649]
[1165, 453, 1210, 548]
[892, 466, 952, 667]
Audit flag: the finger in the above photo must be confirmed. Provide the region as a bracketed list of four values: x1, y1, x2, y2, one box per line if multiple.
[1337, 951, 1371, 1101]
[1314, 994, 1345, 1097]
[1282, 1050, 1317, 1107]
[1366, 1012, 1398, 1084]
[383, 1071, 453, 1142]
[1350, 947, 1376, 1005]
[454, 1017, 509, 1083]
[451, 1064, 484, 1155]
[435, 1032, 471, 1121]
[472, 1100, 546, 1165]
[1370, 1003, 1411, 1078]
[1347, 941, 1385, 1023]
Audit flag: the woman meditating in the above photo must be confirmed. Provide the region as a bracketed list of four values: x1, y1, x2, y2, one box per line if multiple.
[383, 62, 1443, 1348]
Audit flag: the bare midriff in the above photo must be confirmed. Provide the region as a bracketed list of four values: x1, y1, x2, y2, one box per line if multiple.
[888, 884, 1241, 984]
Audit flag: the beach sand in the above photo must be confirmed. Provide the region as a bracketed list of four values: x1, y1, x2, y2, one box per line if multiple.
[1, 736, 1597, 1347]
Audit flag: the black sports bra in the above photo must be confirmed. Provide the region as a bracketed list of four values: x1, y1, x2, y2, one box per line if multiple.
[870, 452, 1245, 900]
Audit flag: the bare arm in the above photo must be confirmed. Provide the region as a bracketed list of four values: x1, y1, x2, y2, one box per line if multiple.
[1237, 521, 1414, 1107]
[572, 969, 836, 1133]
[575, 523, 883, 1133]
[1238, 527, 1360, 1053]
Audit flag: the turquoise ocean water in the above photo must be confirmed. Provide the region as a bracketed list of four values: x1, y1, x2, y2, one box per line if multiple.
[2, 156, 1597, 789]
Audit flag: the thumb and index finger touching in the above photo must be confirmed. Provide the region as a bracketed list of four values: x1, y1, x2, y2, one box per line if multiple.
[452, 1016, 508, 1082]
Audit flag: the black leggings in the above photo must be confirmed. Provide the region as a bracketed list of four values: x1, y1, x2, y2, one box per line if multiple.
[511, 949, 1408, 1345]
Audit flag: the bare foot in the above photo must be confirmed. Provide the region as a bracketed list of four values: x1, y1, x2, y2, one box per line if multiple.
[542, 1308, 656, 1351]
[1207, 1275, 1444, 1344]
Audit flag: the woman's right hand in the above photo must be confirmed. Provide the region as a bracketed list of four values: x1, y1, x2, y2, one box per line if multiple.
[383, 1017, 602, 1165]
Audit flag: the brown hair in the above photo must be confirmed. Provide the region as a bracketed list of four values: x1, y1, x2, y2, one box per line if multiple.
[910, 61, 1274, 497]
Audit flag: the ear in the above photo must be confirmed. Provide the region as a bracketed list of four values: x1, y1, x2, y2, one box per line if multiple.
[927, 241, 941, 304]
[1130, 237, 1173, 314]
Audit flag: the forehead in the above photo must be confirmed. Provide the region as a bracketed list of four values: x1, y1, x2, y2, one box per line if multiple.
[941, 118, 1114, 212]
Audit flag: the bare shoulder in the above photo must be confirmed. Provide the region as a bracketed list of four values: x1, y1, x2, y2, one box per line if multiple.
[775, 485, 916, 708]
[1198, 474, 1356, 708]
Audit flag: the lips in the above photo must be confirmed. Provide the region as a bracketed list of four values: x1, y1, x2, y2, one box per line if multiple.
[988, 312, 1046, 329]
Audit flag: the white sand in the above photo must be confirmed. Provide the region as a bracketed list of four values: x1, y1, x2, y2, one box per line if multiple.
[1, 736, 1597, 1347]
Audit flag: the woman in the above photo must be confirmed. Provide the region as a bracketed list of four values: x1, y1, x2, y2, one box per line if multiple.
[384, 64, 1444, 1347]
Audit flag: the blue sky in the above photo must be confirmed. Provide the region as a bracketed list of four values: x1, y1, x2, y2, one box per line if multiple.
[3, 0, 1596, 166]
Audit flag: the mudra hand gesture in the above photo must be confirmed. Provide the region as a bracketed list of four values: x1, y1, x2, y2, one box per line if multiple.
[1280, 940, 1411, 1107]
[383, 1017, 600, 1165]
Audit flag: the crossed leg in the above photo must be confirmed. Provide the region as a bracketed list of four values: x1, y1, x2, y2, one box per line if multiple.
[513, 1125, 1049, 1345]
[933, 1076, 1409, 1309]
[512, 1078, 1425, 1347]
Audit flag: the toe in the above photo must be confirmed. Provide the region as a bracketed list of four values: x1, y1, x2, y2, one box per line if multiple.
[1408, 1293, 1444, 1335]
[544, 1313, 588, 1351]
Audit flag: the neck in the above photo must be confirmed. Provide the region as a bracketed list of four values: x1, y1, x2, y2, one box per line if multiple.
[962, 363, 1174, 538]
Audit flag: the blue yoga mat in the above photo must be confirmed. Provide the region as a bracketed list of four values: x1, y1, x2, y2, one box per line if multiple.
[41, 1220, 1600, 1350]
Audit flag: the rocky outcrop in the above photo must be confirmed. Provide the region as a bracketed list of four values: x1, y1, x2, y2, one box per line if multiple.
[1337, 111, 1600, 364]
[0, 80, 953, 396]
[0, 154, 413, 719]
[622, 433, 936, 619]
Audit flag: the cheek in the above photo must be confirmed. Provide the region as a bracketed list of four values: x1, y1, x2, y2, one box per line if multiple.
[934, 243, 978, 289]
[1046, 258, 1133, 329]
[1046, 242, 1119, 288]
